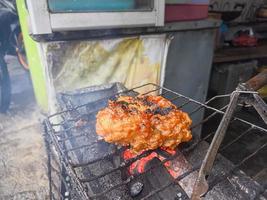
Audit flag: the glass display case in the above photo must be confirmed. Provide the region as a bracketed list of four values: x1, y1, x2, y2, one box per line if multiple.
[26, 0, 164, 35]
[48, 0, 154, 12]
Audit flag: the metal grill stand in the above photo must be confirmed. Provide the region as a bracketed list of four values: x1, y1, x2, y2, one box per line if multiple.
[44, 82, 267, 200]
[192, 69, 267, 199]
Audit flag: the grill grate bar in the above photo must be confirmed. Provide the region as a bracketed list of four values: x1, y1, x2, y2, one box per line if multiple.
[191, 105, 228, 130]
[79, 150, 155, 182]
[188, 105, 205, 116]
[160, 91, 171, 96]
[162, 85, 267, 133]
[58, 133, 90, 143]
[220, 127, 254, 152]
[85, 127, 224, 199]
[86, 124, 234, 198]
[46, 83, 267, 200]
[140, 165, 201, 200]
[71, 147, 124, 168]
[142, 134, 267, 200]
[46, 121, 89, 199]
[50, 165, 62, 178]
[88, 150, 193, 199]
[177, 99, 191, 109]
[68, 118, 218, 168]
[89, 177, 132, 199]
[182, 132, 215, 154]
[55, 91, 174, 135]
[52, 120, 77, 127]
[65, 141, 101, 153]
[48, 95, 116, 119]
[207, 142, 267, 193]
[185, 119, 237, 154]
[141, 88, 162, 96]
[54, 120, 96, 135]
[169, 96, 183, 102]
[51, 181, 65, 199]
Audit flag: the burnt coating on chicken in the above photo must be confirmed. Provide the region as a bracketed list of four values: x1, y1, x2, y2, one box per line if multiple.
[96, 95, 192, 153]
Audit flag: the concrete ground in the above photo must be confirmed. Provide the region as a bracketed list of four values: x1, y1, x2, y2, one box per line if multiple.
[0, 56, 49, 200]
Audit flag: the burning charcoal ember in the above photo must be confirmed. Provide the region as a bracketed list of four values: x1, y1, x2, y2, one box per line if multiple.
[122, 148, 189, 178]
[130, 182, 144, 197]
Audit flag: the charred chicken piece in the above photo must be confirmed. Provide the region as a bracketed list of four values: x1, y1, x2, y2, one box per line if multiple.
[96, 96, 192, 153]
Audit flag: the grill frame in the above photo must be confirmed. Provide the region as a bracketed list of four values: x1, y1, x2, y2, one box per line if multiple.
[44, 83, 267, 200]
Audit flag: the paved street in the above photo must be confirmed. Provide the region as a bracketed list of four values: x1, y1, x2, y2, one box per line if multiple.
[0, 56, 49, 200]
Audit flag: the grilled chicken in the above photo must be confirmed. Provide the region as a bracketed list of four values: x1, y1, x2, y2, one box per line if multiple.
[96, 95, 192, 153]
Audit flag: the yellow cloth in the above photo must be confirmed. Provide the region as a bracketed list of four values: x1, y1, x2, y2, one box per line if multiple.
[51, 35, 167, 93]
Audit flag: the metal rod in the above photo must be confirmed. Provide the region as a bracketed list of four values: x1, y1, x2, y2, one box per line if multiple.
[141, 138, 267, 200]
[53, 120, 95, 132]
[183, 119, 236, 155]
[51, 181, 64, 200]
[65, 141, 101, 153]
[182, 132, 215, 154]
[169, 96, 182, 102]
[50, 83, 267, 134]
[251, 94, 267, 124]
[141, 88, 161, 96]
[48, 83, 159, 120]
[44, 132, 54, 200]
[220, 127, 254, 152]
[80, 150, 155, 182]
[245, 69, 267, 91]
[161, 90, 172, 97]
[90, 177, 132, 199]
[178, 99, 191, 109]
[89, 150, 193, 199]
[58, 133, 90, 142]
[191, 92, 240, 200]
[71, 147, 124, 168]
[140, 165, 201, 200]
[205, 94, 231, 104]
[208, 142, 267, 193]
[190, 105, 229, 130]
[188, 105, 205, 116]
[45, 120, 89, 200]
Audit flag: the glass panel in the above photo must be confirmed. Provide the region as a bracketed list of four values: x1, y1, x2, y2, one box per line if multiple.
[48, 0, 154, 13]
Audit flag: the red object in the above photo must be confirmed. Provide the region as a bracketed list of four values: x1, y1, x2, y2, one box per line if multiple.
[165, 4, 208, 22]
[122, 148, 180, 178]
[232, 34, 258, 47]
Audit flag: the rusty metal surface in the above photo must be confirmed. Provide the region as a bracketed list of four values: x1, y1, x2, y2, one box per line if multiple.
[245, 69, 267, 91]
[191, 92, 240, 200]
[250, 94, 267, 124]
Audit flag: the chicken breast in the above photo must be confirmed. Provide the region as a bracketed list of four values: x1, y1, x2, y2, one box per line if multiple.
[96, 95, 192, 153]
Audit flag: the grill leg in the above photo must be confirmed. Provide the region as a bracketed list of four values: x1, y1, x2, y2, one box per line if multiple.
[192, 92, 240, 200]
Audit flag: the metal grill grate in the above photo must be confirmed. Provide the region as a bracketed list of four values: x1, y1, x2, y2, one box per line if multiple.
[44, 83, 267, 200]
